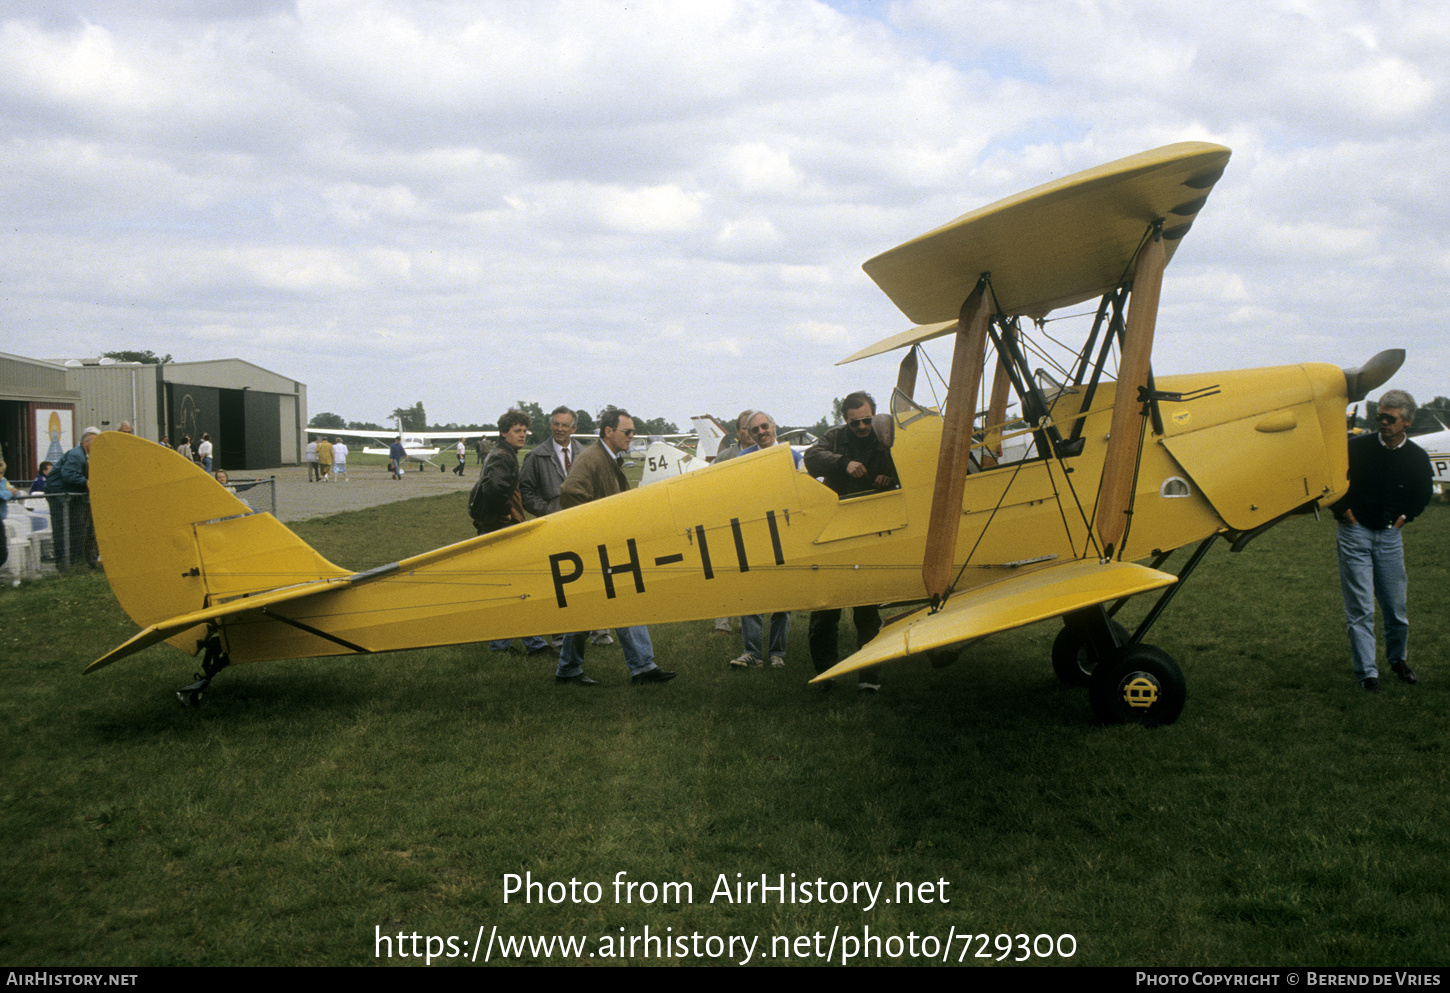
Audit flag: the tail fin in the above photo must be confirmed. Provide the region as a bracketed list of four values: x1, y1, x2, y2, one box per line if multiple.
[90, 433, 349, 661]
[638, 440, 703, 487]
[690, 415, 727, 460]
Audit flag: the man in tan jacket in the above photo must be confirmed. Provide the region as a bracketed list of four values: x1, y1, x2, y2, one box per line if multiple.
[555, 409, 676, 687]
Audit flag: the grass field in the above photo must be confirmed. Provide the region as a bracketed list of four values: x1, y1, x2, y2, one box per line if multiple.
[2, 493, 1446, 967]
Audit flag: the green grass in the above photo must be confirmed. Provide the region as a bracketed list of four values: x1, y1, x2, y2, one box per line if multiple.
[2, 496, 1447, 966]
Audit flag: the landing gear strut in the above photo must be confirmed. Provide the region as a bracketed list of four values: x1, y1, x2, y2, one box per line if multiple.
[1053, 535, 1221, 726]
[176, 636, 230, 707]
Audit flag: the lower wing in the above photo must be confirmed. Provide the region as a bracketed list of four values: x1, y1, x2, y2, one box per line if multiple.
[812, 558, 1175, 681]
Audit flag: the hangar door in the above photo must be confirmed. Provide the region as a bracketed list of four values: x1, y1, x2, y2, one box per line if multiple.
[167, 384, 282, 471]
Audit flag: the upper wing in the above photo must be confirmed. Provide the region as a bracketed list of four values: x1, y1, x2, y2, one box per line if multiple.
[405, 431, 487, 441]
[307, 427, 393, 444]
[861, 142, 1231, 324]
[811, 559, 1176, 682]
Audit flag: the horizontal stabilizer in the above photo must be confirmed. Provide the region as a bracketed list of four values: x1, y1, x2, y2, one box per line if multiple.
[810, 559, 1176, 682]
[84, 578, 349, 673]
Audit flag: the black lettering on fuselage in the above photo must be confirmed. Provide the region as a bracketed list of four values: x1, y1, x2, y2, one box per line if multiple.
[766, 509, 785, 565]
[730, 518, 749, 573]
[695, 525, 715, 579]
[598, 539, 645, 598]
[550, 552, 584, 608]
[548, 512, 792, 609]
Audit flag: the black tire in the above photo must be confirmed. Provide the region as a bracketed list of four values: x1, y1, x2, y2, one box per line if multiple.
[1051, 619, 1128, 687]
[1088, 644, 1186, 726]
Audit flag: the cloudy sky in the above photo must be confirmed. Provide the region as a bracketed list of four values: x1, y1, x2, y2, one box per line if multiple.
[4, 0, 1447, 429]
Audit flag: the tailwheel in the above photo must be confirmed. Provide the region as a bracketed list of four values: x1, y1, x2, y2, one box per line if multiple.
[1088, 644, 1186, 727]
[1051, 619, 1128, 687]
[175, 636, 230, 708]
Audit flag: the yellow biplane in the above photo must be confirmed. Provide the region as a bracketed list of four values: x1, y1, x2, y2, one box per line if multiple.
[85, 142, 1401, 724]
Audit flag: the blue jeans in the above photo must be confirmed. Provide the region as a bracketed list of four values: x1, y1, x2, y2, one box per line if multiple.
[1337, 521, 1409, 681]
[556, 626, 656, 678]
[742, 613, 790, 659]
[491, 636, 549, 653]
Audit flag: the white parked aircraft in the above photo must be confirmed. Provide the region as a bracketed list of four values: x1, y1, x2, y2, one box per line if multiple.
[637, 418, 817, 487]
[305, 427, 486, 471]
[1415, 416, 1450, 492]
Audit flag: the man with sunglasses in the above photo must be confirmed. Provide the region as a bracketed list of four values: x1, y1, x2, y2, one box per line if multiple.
[803, 392, 899, 691]
[1331, 389, 1433, 691]
[555, 408, 676, 687]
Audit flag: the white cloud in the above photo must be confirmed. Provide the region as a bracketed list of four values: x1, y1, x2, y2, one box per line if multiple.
[0, 0, 1446, 424]
[593, 183, 707, 234]
[723, 142, 801, 194]
[716, 215, 784, 254]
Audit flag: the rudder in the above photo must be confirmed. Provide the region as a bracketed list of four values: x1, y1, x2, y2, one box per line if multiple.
[90, 433, 349, 657]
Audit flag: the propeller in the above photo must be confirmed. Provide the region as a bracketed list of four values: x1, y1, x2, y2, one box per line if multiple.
[1342, 349, 1405, 403]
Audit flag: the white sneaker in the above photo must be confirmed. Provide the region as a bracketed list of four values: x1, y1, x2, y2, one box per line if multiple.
[589, 632, 614, 646]
[857, 680, 881, 692]
[769, 655, 786, 668]
[730, 652, 763, 668]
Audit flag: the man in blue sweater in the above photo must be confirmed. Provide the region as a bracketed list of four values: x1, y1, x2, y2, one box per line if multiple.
[1331, 389, 1434, 691]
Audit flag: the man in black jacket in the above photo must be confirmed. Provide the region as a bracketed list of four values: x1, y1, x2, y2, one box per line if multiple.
[1331, 389, 1433, 691]
[470, 411, 550, 656]
[470, 411, 531, 536]
[802, 392, 898, 691]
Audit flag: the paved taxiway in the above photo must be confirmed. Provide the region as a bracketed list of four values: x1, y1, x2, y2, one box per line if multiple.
[241, 461, 479, 523]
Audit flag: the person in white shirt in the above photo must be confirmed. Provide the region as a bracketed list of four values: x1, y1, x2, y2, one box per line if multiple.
[332, 439, 348, 482]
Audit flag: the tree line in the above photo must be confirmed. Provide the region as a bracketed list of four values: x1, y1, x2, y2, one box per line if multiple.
[308, 400, 681, 440]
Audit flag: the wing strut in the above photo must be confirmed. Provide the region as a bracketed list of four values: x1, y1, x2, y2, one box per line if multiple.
[982, 325, 1016, 465]
[922, 276, 992, 604]
[1095, 223, 1165, 558]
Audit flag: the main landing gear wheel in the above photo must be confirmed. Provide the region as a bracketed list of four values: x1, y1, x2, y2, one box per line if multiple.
[1051, 620, 1128, 688]
[1088, 644, 1186, 727]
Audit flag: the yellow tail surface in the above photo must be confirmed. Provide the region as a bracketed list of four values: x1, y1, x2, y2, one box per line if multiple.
[90, 433, 350, 661]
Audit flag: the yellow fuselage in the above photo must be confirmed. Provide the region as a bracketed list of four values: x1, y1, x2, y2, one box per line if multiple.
[90, 362, 1350, 667]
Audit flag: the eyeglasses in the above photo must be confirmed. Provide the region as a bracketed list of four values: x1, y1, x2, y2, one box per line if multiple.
[749, 423, 772, 434]
[617, 428, 635, 436]
[848, 417, 872, 428]
[1377, 413, 1402, 424]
